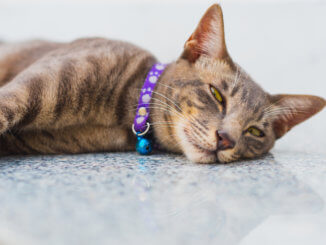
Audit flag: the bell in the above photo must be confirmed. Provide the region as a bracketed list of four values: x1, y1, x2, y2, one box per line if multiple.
[136, 136, 153, 155]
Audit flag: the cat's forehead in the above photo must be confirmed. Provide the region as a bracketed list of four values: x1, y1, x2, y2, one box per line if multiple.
[195, 56, 234, 80]
[194, 57, 269, 110]
[195, 58, 265, 92]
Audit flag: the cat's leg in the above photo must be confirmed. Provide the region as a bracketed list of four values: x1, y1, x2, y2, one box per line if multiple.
[0, 124, 135, 155]
[0, 74, 56, 134]
[0, 59, 102, 135]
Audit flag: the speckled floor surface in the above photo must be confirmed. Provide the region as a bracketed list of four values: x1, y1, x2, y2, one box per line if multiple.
[0, 1, 326, 245]
[0, 151, 325, 245]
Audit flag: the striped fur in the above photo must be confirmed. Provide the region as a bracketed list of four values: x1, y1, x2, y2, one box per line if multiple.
[0, 38, 156, 155]
[0, 4, 324, 163]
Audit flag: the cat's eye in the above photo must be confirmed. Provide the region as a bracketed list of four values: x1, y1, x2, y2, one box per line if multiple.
[210, 85, 224, 104]
[247, 126, 265, 137]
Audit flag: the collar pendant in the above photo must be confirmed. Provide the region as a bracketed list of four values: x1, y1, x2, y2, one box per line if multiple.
[132, 63, 167, 155]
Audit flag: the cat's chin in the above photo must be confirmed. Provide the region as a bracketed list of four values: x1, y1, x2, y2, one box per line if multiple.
[184, 146, 218, 164]
[180, 137, 238, 163]
[173, 123, 238, 164]
[184, 144, 237, 164]
[177, 127, 217, 163]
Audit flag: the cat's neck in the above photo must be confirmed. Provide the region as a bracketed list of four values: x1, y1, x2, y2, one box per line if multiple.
[149, 62, 183, 153]
[118, 56, 157, 129]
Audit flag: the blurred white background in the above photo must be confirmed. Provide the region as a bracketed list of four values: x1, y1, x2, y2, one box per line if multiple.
[0, 0, 325, 155]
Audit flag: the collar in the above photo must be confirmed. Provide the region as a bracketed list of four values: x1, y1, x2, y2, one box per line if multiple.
[132, 63, 167, 155]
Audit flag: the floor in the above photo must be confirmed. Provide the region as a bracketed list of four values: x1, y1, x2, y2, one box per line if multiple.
[0, 150, 325, 245]
[0, 1, 325, 244]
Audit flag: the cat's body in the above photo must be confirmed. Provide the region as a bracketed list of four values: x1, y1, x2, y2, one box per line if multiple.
[0, 38, 156, 155]
[0, 4, 324, 163]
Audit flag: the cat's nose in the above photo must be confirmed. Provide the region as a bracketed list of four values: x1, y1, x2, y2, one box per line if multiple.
[216, 130, 235, 151]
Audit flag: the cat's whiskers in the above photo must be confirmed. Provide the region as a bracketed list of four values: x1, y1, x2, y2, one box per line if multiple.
[263, 97, 305, 114]
[150, 99, 190, 120]
[263, 106, 309, 119]
[130, 104, 192, 138]
[129, 102, 184, 118]
[150, 121, 175, 126]
[189, 124, 215, 150]
[151, 99, 212, 149]
[133, 88, 206, 133]
[132, 88, 182, 113]
[263, 97, 290, 112]
[132, 88, 193, 122]
[156, 81, 177, 91]
[129, 107, 188, 134]
[151, 100, 209, 135]
[151, 92, 208, 133]
[264, 103, 310, 113]
[147, 97, 207, 134]
[153, 124, 179, 129]
[230, 66, 241, 91]
[268, 105, 308, 111]
[133, 87, 211, 151]
[150, 111, 182, 125]
[152, 111, 213, 151]
[151, 91, 188, 115]
[143, 106, 190, 123]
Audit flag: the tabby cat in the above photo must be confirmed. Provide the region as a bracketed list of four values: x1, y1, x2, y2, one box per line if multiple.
[0, 4, 324, 163]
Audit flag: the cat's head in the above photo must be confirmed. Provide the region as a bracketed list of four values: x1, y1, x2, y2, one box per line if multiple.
[152, 4, 325, 163]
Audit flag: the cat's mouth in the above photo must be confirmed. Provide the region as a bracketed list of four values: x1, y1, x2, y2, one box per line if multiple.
[190, 140, 216, 155]
[188, 141, 236, 163]
[184, 129, 217, 157]
[183, 128, 237, 163]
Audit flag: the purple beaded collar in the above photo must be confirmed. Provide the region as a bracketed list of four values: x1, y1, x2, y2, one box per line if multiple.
[132, 63, 167, 133]
[132, 63, 167, 154]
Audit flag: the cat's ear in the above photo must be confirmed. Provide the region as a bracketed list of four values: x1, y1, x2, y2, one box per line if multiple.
[269, 94, 325, 139]
[181, 4, 231, 63]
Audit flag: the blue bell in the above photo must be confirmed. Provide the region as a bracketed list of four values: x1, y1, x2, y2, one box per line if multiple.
[136, 136, 153, 155]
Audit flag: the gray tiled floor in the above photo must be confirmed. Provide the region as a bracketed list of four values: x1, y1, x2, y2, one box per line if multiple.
[0, 151, 325, 245]
[0, 1, 325, 245]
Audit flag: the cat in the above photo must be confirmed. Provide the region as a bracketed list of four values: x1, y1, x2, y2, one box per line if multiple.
[0, 4, 324, 163]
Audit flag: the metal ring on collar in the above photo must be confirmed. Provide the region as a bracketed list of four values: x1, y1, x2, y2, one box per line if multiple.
[132, 122, 150, 136]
